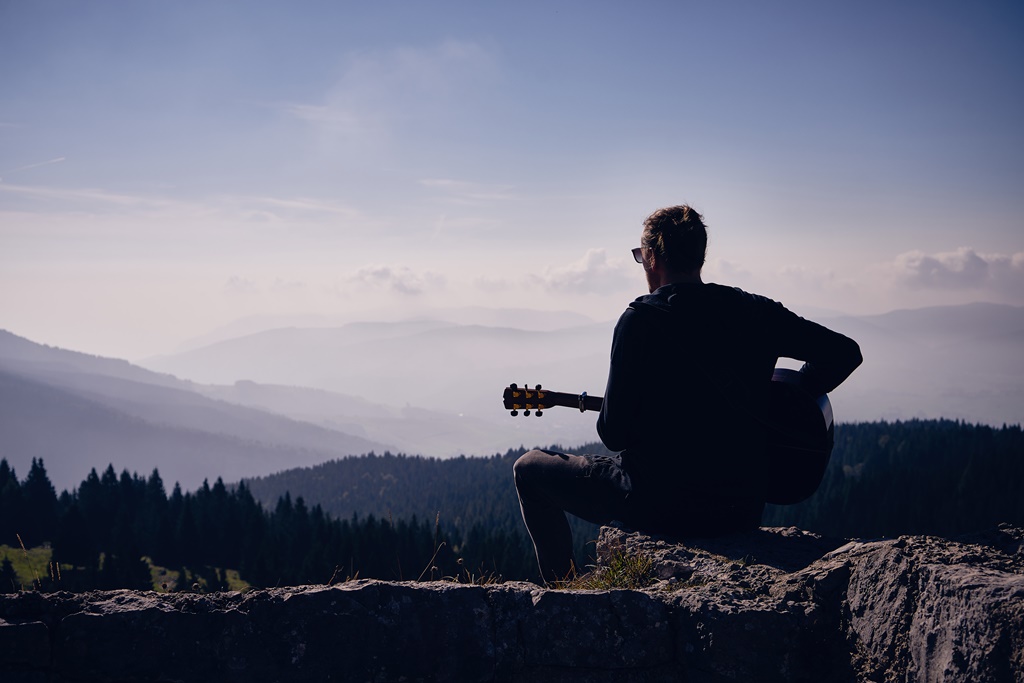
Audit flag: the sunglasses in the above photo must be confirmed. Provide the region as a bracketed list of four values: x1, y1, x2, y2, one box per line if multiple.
[631, 247, 644, 264]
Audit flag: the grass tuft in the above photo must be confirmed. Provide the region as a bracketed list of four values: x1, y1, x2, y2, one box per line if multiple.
[562, 551, 656, 590]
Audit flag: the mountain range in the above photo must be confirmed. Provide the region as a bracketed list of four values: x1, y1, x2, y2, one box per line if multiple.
[141, 301, 1024, 427]
[0, 330, 387, 491]
[1, 302, 1021, 492]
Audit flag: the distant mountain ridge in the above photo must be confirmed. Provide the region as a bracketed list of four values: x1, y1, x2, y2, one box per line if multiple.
[2, 301, 1021, 491]
[142, 301, 1024, 428]
[168, 307, 597, 354]
[141, 318, 611, 456]
[855, 301, 1024, 337]
[143, 319, 613, 407]
[809, 302, 1024, 425]
[0, 330, 390, 491]
[0, 330, 183, 389]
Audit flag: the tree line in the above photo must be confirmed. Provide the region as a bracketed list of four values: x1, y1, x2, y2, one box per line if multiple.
[2, 418, 1021, 592]
[763, 419, 1024, 537]
[0, 459, 534, 592]
[243, 444, 605, 576]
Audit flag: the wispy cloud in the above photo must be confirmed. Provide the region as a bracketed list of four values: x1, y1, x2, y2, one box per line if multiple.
[224, 275, 260, 296]
[4, 156, 66, 176]
[278, 40, 495, 141]
[418, 178, 518, 206]
[531, 249, 635, 295]
[0, 182, 361, 221]
[0, 182, 178, 208]
[349, 265, 446, 296]
[249, 195, 360, 217]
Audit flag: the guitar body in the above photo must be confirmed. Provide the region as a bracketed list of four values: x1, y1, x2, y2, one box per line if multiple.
[761, 368, 834, 505]
[501, 367, 835, 505]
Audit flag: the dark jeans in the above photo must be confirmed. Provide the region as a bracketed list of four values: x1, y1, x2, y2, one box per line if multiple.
[513, 448, 765, 583]
[513, 449, 632, 583]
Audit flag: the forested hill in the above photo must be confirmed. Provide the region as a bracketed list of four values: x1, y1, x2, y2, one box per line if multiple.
[244, 419, 1023, 541]
[1, 419, 1020, 592]
[243, 448, 538, 530]
[242, 443, 611, 572]
[763, 419, 1024, 537]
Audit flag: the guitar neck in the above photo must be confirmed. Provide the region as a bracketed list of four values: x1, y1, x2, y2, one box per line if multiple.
[544, 389, 605, 413]
[502, 384, 604, 414]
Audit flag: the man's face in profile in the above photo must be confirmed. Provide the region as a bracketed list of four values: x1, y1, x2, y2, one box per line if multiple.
[638, 238, 658, 293]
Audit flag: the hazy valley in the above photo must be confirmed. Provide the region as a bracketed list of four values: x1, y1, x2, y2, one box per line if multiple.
[1, 302, 1021, 492]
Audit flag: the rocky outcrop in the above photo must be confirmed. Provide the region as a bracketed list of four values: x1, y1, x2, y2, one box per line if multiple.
[597, 523, 1024, 682]
[2, 524, 1021, 683]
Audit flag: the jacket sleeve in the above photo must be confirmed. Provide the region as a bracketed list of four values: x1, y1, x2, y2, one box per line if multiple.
[596, 308, 646, 452]
[769, 304, 863, 396]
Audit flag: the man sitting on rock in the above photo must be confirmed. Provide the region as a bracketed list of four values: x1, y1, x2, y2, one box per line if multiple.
[513, 204, 863, 583]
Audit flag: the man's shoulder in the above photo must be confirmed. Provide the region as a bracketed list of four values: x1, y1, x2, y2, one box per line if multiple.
[704, 282, 787, 309]
[628, 283, 788, 314]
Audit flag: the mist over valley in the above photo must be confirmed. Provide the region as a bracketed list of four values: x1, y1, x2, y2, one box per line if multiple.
[1, 302, 1021, 493]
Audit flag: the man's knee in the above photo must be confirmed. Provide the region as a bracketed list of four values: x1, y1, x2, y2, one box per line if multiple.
[514, 449, 569, 490]
[513, 449, 547, 486]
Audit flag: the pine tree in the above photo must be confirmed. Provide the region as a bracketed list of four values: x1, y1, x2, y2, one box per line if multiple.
[52, 502, 95, 569]
[0, 459, 22, 547]
[0, 555, 18, 593]
[21, 458, 58, 546]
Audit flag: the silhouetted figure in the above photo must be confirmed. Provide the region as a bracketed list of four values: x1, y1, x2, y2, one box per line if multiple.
[514, 205, 862, 583]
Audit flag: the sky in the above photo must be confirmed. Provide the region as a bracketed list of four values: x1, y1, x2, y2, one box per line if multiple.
[2, 0, 1022, 360]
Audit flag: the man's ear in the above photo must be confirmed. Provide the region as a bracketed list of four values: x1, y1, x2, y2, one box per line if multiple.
[644, 249, 658, 272]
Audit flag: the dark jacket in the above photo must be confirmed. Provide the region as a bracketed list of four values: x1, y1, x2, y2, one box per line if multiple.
[596, 282, 862, 533]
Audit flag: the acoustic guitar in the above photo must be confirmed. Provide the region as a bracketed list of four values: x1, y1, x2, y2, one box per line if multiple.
[501, 368, 834, 505]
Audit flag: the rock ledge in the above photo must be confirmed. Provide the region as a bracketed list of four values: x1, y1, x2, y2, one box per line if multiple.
[2, 524, 1021, 683]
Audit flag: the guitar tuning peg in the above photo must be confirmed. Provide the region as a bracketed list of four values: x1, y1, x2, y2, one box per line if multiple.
[510, 383, 518, 390]
[535, 384, 542, 391]
[524, 410, 531, 417]
[536, 410, 543, 417]
[510, 410, 519, 417]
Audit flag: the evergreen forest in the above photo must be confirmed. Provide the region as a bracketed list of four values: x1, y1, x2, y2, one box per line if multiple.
[1, 419, 1021, 593]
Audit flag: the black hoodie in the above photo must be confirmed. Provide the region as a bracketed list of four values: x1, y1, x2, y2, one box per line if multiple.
[596, 282, 861, 533]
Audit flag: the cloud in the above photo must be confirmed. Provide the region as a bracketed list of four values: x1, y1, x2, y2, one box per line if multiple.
[247, 195, 360, 217]
[418, 178, 518, 206]
[280, 40, 494, 141]
[0, 182, 176, 208]
[383, 40, 494, 96]
[349, 265, 446, 296]
[4, 156, 66, 177]
[224, 276, 259, 295]
[0, 182, 361, 227]
[892, 247, 1024, 297]
[531, 249, 635, 295]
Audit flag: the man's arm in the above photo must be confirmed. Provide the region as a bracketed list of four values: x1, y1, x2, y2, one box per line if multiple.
[771, 306, 862, 397]
[596, 308, 646, 452]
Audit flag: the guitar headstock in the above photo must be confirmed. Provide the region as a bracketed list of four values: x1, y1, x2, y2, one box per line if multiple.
[502, 383, 547, 417]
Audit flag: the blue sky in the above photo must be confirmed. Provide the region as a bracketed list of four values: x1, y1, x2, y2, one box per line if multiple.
[2, 1, 1022, 358]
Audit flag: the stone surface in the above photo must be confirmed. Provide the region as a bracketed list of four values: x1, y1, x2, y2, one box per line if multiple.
[598, 523, 1024, 683]
[1, 525, 1021, 682]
